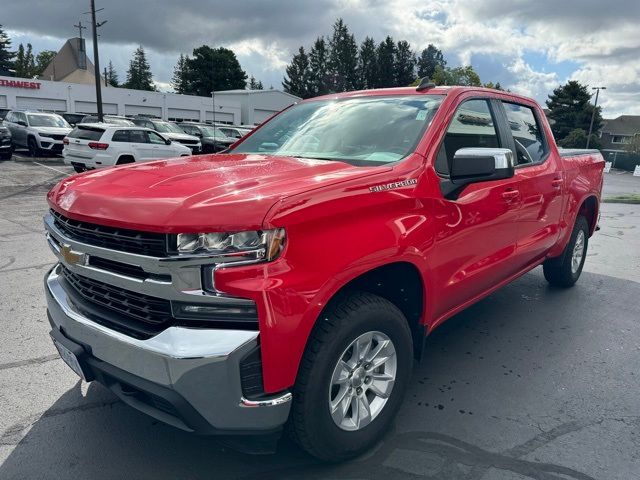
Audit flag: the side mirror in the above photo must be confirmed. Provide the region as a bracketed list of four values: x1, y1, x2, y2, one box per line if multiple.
[17, 121, 27, 127]
[441, 148, 514, 199]
[165, 139, 172, 145]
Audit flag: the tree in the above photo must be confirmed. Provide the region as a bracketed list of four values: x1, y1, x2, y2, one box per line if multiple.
[546, 80, 603, 143]
[357, 37, 377, 90]
[282, 46, 311, 98]
[328, 18, 358, 92]
[123, 46, 155, 91]
[376, 36, 395, 87]
[14, 43, 36, 78]
[417, 44, 446, 79]
[394, 40, 416, 86]
[309, 37, 330, 96]
[432, 65, 481, 86]
[248, 75, 263, 90]
[625, 135, 640, 154]
[0, 25, 15, 74]
[171, 53, 189, 93]
[105, 60, 119, 87]
[557, 128, 601, 149]
[34, 50, 56, 77]
[184, 46, 247, 96]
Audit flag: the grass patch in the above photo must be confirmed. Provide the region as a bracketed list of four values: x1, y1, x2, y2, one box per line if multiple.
[603, 194, 640, 204]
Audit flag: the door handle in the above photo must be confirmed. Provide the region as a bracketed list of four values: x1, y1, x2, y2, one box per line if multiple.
[551, 178, 563, 188]
[501, 189, 520, 202]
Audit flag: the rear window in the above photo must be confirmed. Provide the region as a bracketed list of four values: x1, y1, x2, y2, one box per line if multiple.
[67, 126, 105, 140]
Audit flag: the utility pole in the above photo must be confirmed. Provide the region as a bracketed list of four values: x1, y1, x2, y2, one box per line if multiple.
[586, 86, 606, 149]
[87, 0, 107, 122]
[211, 91, 216, 140]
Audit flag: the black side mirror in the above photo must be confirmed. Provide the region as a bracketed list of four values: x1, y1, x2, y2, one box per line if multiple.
[165, 139, 172, 145]
[17, 120, 27, 127]
[441, 148, 514, 199]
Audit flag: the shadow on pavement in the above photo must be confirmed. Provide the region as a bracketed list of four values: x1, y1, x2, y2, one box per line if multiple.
[2, 269, 638, 479]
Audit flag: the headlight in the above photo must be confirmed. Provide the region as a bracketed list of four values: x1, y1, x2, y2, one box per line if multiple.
[175, 228, 285, 262]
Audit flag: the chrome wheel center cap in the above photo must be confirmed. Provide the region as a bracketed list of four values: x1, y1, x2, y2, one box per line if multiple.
[351, 367, 365, 388]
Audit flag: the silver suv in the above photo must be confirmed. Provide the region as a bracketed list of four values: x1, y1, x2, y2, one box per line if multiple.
[4, 111, 72, 157]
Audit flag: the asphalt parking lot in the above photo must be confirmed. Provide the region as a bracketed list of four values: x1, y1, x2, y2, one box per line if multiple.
[1, 156, 639, 480]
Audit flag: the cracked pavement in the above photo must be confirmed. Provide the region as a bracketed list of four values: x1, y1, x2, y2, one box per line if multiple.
[0, 159, 639, 479]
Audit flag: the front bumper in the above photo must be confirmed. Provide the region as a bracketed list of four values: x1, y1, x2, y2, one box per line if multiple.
[45, 265, 292, 434]
[38, 138, 64, 152]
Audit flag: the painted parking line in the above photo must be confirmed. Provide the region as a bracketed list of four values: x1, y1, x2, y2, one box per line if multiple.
[32, 161, 70, 175]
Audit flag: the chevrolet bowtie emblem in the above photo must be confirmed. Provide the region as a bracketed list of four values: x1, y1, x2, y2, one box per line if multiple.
[60, 244, 88, 266]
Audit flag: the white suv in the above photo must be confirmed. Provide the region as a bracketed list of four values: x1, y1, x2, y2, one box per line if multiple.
[4, 110, 72, 156]
[63, 124, 192, 172]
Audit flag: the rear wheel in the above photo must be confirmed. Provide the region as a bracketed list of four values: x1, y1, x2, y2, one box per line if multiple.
[289, 292, 413, 461]
[28, 137, 40, 157]
[73, 165, 86, 173]
[0, 149, 11, 160]
[543, 215, 589, 287]
[116, 155, 135, 165]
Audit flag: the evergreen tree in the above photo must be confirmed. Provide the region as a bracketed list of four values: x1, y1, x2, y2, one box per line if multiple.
[357, 37, 377, 89]
[171, 53, 189, 93]
[184, 46, 247, 95]
[328, 18, 358, 92]
[106, 60, 119, 87]
[376, 36, 396, 87]
[417, 44, 446, 79]
[249, 75, 263, 90]
[34, 50, 56, 77]
[282, 46, 311, 98]
[14, 44, 25, 76]
[0, 25, 14, 74]
[123, 46, 156, 91]
[546, 81, 603, 142]
[308, 37, 330, 96]
[394, 40, 416, 86]
[557, 128, 601, 149]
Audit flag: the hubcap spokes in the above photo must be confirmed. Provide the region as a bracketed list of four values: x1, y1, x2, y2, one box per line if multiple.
[571, 230, 585, 274]
[329, 331, 397, 431]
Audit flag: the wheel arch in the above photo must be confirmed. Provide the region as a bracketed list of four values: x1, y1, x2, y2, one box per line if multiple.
[578, 195, 599, 236]
[116, 154, 135, 165]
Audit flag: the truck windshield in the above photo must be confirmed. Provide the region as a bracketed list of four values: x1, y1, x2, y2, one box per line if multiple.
[231, 95, 444, 166]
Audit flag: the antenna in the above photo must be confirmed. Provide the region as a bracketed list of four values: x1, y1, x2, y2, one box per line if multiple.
[416, 77, 436, 92]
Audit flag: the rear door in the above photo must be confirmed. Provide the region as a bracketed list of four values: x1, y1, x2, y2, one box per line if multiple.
[429, 97, 521, 319]
[499, 101, 564, 266]
[128, 129, 152, 160]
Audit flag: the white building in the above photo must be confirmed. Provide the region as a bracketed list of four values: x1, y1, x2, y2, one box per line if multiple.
[0, 75, 299, 126]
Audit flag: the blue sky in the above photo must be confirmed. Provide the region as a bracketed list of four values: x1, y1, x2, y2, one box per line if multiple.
[4, 0, 639, 117]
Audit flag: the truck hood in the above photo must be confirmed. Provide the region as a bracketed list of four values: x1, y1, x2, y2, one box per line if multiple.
[48, 153, 388, 233]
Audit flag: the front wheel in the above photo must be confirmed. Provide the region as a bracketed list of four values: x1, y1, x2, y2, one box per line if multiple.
[28, 137, 40, 157]
[289, 292, 413, 461]
[543, 215, 589, 287]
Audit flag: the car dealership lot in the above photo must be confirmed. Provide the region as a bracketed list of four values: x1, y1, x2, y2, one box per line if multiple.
[0, 159, 639, 479]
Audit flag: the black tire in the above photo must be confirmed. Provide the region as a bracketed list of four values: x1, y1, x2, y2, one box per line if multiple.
[73, 165, 86, 173]
[28, 137, 40, 157]
[543, 215, 589, 288]
[289, 291, 413, 462]
[0, 151, 11, 160]
[116, 156, 135, 165]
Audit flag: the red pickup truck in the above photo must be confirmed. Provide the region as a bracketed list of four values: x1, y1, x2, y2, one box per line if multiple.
[44, 84, 604, 461]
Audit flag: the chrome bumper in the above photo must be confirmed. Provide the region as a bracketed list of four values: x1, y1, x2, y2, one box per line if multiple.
[46, 265, 291, 433]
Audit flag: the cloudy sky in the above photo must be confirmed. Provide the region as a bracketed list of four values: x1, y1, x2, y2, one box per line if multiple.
[4, 0, 639, 117]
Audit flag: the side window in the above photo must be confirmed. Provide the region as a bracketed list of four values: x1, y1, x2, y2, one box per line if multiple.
[435, 99, 500, 175]
[18, 112, 28, 124]
[111, 130, 129, 142]
[5, 112, 14, 122]
[129, 130, 147, 144]
[502, 102, 548, 165]
[147, 131, 166, 144]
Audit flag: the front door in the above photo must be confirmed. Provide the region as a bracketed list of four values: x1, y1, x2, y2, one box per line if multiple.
[429, 98, 521, 321]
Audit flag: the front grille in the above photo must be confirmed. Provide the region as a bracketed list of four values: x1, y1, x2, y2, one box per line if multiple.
[51, 210, 168, 257]
[60, 266, 174, 338]
[48, 134, 67, 141]
[178, 139, 198, 145]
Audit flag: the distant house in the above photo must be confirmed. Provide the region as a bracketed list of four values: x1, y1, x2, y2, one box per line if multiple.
[40, 37, 104, 86]
[600, 115, 640, 155]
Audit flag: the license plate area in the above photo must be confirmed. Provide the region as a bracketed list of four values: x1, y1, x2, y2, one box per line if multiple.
[50, 331, 90, 381]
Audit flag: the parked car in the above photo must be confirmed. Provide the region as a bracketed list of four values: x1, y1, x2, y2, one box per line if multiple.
[217, 125, 252, 139]
[131, 118, 201, 153]
[0, 122, 12, 160]
[4, 110, 72, 157]
[44, 85, 604, 462]
[62, 124, 191, 172]
[61, 113, 87, 127]
[79, 115, 135, 126]
[178, 122, 237, 153]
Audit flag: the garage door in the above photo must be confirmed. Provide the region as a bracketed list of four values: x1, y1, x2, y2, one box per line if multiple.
[125, 104, 162, 117]
[16, 96, 67, 112]
[0, 95, 7, 108]
[254, 108, 277, 124]
[205, 111, 234, 124]
[75, 101, 118, 115]
[168, 108, 200, 122]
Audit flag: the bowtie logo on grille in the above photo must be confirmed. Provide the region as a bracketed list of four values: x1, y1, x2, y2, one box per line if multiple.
[61, 244, 88, 267]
